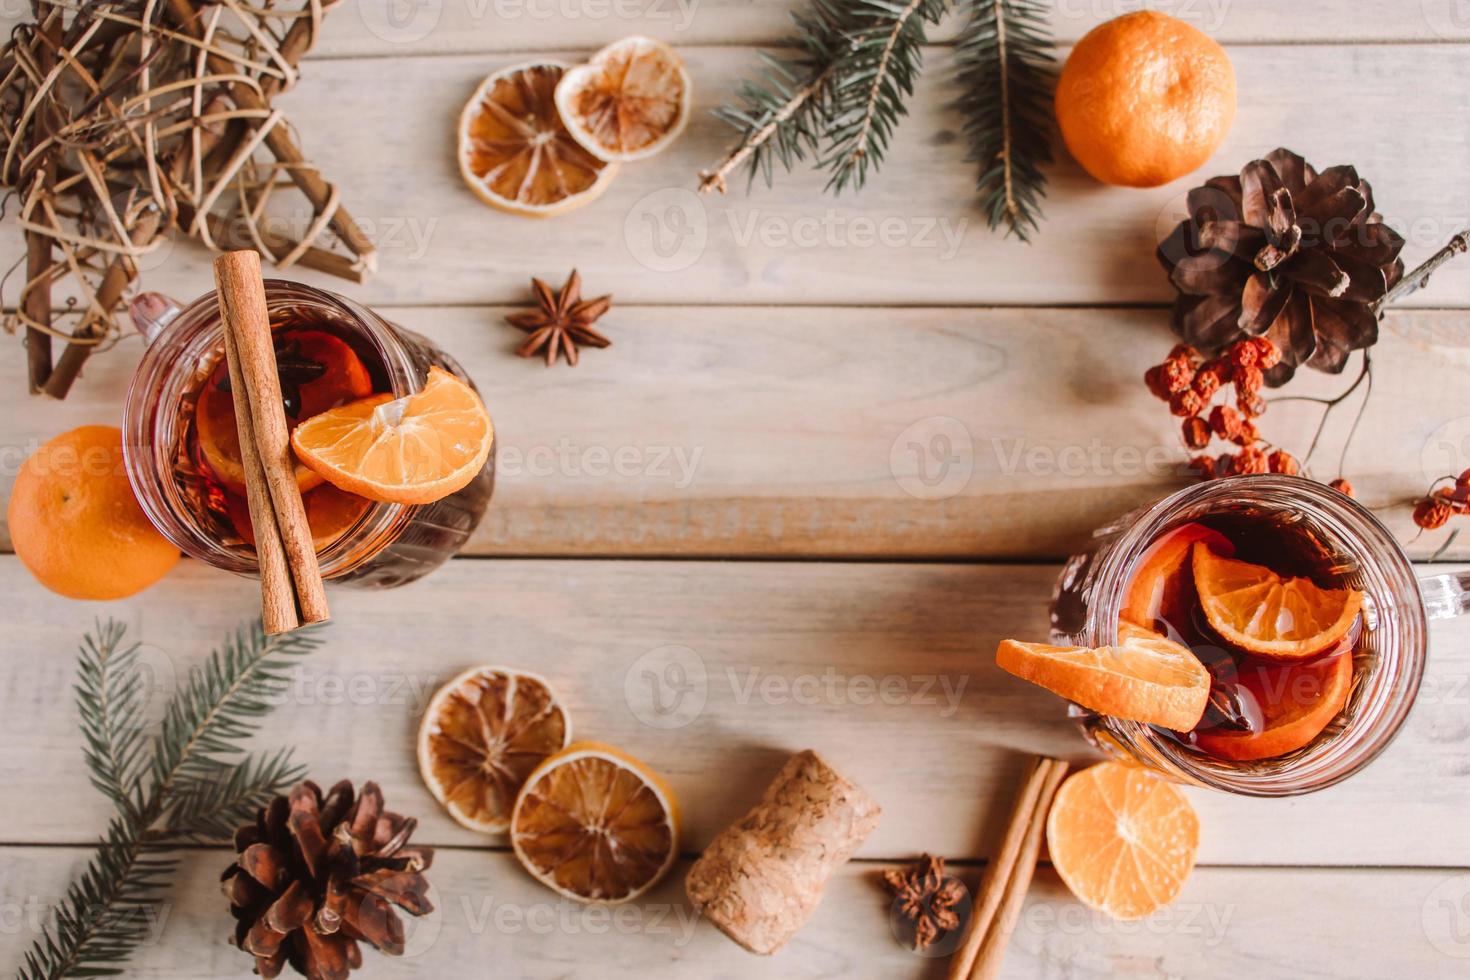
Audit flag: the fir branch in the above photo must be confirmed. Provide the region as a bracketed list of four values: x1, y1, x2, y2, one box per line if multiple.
[954, 0, 1057, 241]
[19, 619, 322, 979]
[819, 0, 947, 194]
[699, 4, 848, 195]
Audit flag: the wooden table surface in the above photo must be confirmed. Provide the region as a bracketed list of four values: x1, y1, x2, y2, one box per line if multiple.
[4, 2, 1470, 977]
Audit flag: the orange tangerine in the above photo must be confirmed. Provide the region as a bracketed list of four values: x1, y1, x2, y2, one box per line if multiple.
[1047, 761, 1199, 920]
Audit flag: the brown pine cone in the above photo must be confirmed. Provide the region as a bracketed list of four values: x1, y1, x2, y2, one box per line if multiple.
[1158, 148, 1404, 386]
[222, 780, 435, 980]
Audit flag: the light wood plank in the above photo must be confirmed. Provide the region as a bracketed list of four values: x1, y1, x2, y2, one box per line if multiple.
[1, 558, 1468, 867]
[4, 45, 1470, 309]
[2, 846, 1466, 978]
[301, 1, 1470, 57]
[2, 306, 1466, 559]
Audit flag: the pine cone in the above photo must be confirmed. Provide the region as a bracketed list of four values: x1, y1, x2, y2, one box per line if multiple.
[222, 780, 434, 980]
[1158, 147, 1405, 386]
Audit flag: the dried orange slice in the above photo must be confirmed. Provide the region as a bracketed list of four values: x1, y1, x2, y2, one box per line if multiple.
[1192, 544, 1363, 660]
[290, 366, 493, 506]
[555, 36, 691, 162]
[996, 622, 1209, 730]
[1047, 762, 1199, 920]
[510, 741, 679, 903]
[417, 666, 571, 834]
[459, 61, 618, 216]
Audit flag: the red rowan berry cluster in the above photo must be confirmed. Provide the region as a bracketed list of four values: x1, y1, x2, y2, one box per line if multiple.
[1143, 338, 1298, 479]
[1412, 469, 1470, 531]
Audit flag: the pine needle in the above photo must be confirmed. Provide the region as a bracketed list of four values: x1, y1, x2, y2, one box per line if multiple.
[19, 619, 322, 979]
[954, 0, 1057, 241]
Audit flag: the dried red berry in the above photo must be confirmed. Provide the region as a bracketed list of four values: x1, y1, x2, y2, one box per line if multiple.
[1170, 390, 1204, 418]
[1230, 447, 1269, 475]
[1144, 365, 1172, 401]
[1168, 344, 1201, 364]
[1329, 477, 1354, 497]
[1457, 469, 1470, 488]
[1182, 416, 1210, 449]
[1161, 357, 1195, 394]
[1414, 497, 1453, 530]
[1208, 405, 1242, 439]
[1252, 337, 1282, 369]
[1228, 341, 1259, 371]
[1232, 420, 1260, 447]
[1238, 393, 1268, 418]
[1267, 450, 1299, 475]
[1189, 455, 1217, 480]
[1234, 365, 1264, 394]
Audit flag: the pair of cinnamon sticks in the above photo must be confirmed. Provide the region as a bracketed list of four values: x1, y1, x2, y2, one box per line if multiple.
[213, 250, 329, 633]
[947, 756, 1069, 980]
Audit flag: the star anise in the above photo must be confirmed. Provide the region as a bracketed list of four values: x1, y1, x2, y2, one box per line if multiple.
[505, 269, 612, 367]
[881, 853, 966, 951]
[216, 337, 326, 418]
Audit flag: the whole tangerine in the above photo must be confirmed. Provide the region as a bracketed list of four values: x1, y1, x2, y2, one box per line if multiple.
[8, 425, 180, 599]
[1055, 11, 1236, 188]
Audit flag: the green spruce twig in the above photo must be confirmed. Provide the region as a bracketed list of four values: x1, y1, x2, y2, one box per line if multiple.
[954, 0, 1057, 241]
[19, 620, 320, 980]
[819, 0, 948, 194]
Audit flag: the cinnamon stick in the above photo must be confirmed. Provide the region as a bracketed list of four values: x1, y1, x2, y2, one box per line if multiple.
[948, 757, 1068, 980]
[213, 249, 329, 628]
[220, 319, 297, 634]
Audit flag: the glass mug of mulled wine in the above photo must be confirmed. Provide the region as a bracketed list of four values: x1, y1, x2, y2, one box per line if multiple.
[1049, 475, 1469, 796]
[123, 280, 494, 589]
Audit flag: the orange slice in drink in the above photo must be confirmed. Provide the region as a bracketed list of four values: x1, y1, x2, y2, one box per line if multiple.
[1120, 522, 1233, 632]
[197, 376, 323, 496]
[996, 622, 1209, 730]
[290, 366, 493, 506]
[510, 741, 679, 903]
[1047, 761, 1199, 920]
[417, 666, 571, 834]
[1192, 544, 1363, 660]
[555, 36, 691, 162]
[459, 61, 618, 216]
[1194, 646, 1353, 761]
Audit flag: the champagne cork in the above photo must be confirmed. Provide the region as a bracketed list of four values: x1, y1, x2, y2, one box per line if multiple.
[686, 750, 881, 954]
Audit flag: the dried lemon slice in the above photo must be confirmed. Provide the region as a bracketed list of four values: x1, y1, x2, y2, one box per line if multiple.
[458, 60, 618, 216]
[417, 666, 571, 834]
[554, 36, 691, 162]
[510, 741, 679, 903]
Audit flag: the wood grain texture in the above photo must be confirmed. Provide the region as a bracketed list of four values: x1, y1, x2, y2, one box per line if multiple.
[1, 558, 1467, 867]
[292, 1, 1470, 57]
[3, 46, 1470, 309]
[2, 847, 1466, 978]
[3, 307, 1466, 559]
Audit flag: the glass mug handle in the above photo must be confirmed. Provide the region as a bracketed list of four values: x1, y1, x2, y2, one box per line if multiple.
[1420, 570, 1470, 620]
[129, 292, 184, 345]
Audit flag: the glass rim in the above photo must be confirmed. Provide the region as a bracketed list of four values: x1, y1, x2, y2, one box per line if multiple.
[122, 280, 420, 578]
[1085, 474, 1428, 796]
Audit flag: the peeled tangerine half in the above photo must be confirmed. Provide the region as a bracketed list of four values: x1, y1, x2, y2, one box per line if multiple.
[1047, 762, 1199, 920]
[417, 667, 571, 834]
[1192, 544, 1363, 660]
[290, 366, 492, 506]
[996, 622, 1210, 731]
[459, 60, 618, 216]
[554, 36, 691, 162]
[510, 742, 679, 903]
